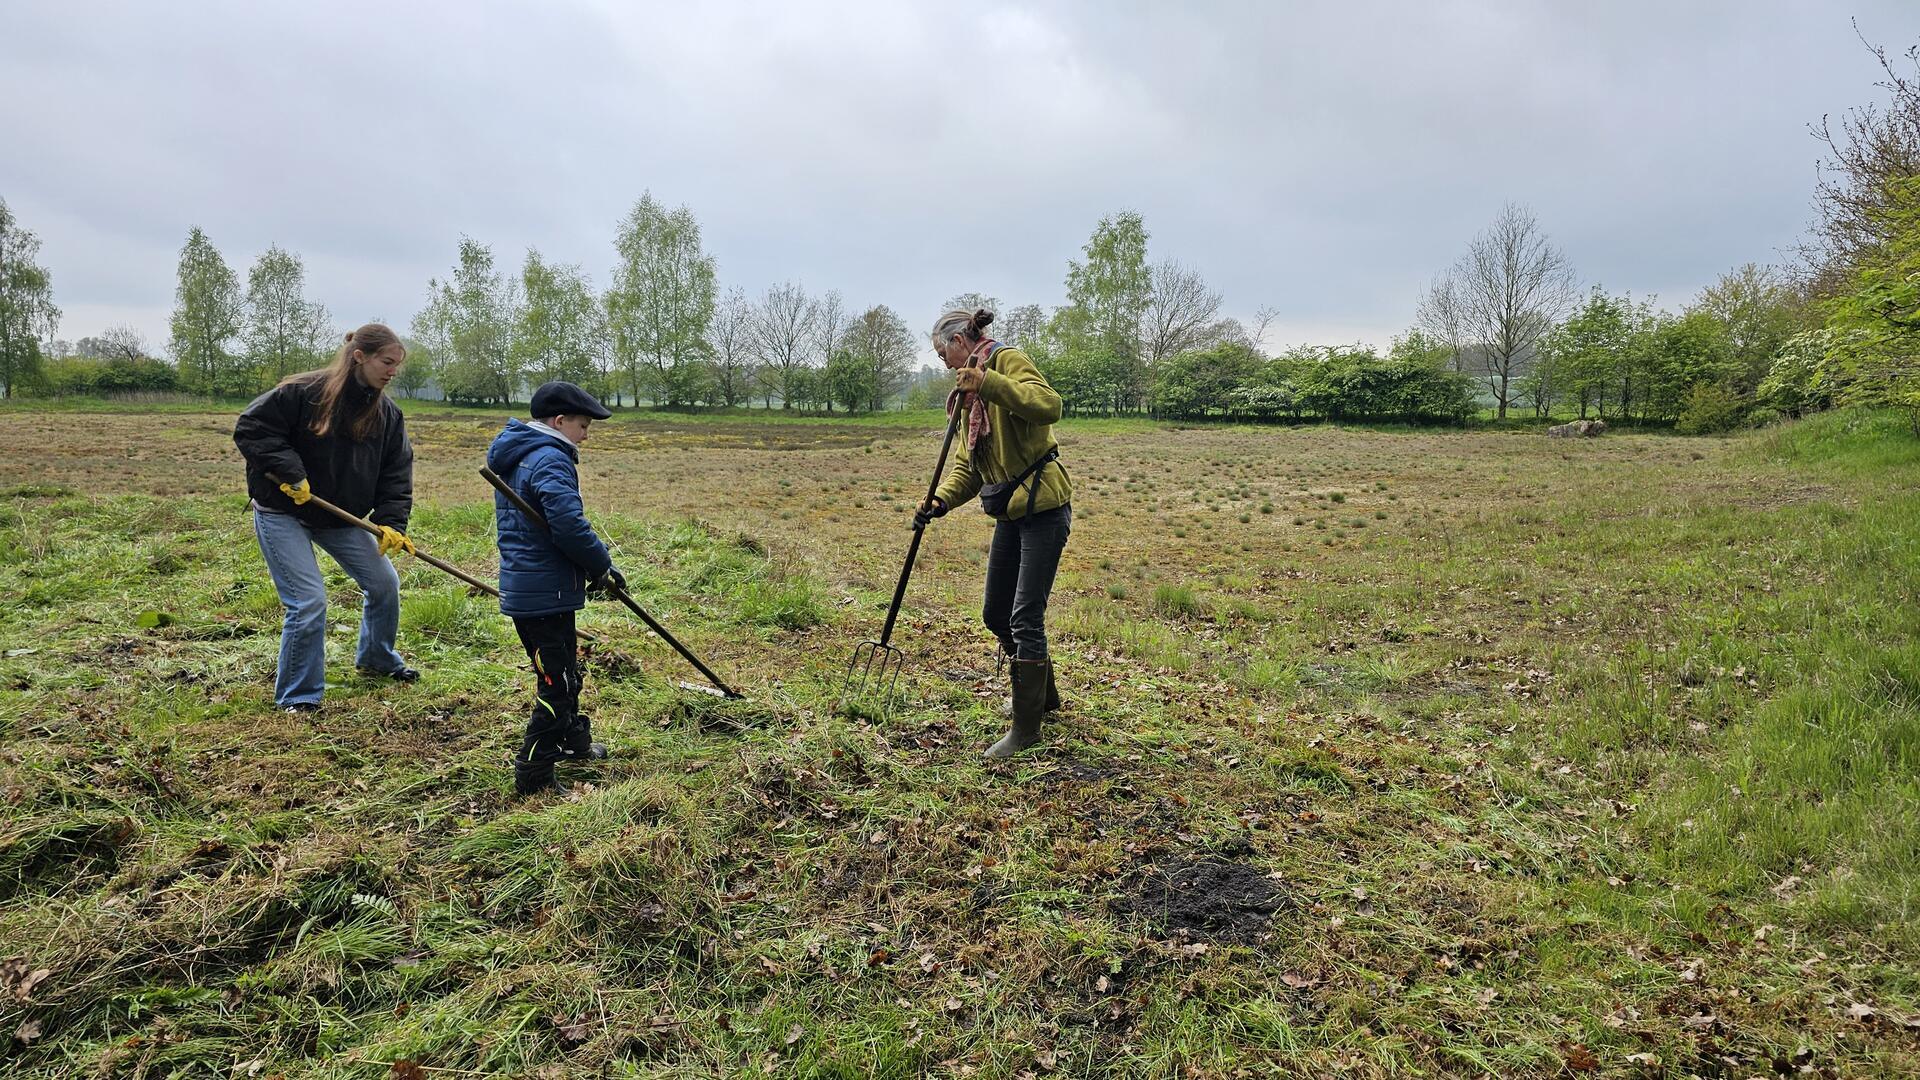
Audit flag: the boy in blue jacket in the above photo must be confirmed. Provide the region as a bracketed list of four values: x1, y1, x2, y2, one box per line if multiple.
[486, 381, 626, 795]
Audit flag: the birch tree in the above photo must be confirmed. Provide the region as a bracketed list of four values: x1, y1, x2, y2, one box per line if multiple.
[169, 227, 245, 393]
[243, 245, 333, 383]
[606, 194, 716, 408]
[0, 198, 58, 398]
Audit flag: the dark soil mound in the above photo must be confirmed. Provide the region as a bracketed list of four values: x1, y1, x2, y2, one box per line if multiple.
[1113, 858, 1287, 943]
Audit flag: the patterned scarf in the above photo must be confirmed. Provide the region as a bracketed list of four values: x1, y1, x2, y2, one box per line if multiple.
[945, 338, 996, 451]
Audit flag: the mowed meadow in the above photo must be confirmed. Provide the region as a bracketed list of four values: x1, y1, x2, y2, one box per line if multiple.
[0, 401, 1916, 1078]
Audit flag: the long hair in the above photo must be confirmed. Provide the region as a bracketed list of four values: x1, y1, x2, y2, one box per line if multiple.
[282, 323, 403, 440]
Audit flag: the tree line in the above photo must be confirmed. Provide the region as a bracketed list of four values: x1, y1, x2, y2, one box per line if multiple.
[406, 197, 921, 413]
[1, 34, 1915, 428]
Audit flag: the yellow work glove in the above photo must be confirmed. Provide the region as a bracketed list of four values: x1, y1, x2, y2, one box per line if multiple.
[375, 525, 415, 558]
[278, 478, 312, 505]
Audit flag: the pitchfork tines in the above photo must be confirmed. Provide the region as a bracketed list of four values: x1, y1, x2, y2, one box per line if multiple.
[844, 638, 907, 716]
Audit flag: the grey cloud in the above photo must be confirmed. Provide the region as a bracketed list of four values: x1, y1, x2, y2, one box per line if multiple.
[4, 0, 1916, 351]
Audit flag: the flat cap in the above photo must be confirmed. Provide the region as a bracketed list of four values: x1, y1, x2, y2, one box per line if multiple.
[529, 381, 612, 421]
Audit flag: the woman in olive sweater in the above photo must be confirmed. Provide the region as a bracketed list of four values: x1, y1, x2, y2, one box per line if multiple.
[915, 307, 1073, 757]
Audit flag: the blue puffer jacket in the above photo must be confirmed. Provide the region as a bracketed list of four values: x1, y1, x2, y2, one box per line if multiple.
[486, 419, 613, 618]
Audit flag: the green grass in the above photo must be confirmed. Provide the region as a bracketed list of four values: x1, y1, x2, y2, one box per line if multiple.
[0, 408, 1917, 1076]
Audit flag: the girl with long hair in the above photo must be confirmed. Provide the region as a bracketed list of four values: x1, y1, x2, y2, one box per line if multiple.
[233, 323, 418, 712]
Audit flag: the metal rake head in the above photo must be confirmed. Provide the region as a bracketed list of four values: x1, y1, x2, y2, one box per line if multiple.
[675, 680, 734, 700]
[842, 639, 907, 718]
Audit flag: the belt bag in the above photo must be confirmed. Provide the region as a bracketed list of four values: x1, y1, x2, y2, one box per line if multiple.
[979, 447, 1059, 517]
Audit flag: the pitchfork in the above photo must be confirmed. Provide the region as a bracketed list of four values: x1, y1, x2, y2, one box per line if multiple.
[842, 405, 964, 717]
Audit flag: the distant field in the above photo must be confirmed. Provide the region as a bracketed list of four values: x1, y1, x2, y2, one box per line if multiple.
[1, 403, 1915, 1077]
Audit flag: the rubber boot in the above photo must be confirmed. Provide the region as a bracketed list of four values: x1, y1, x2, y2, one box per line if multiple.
[986, 657, 1048, 759]
[1001, 655, 1063, 717]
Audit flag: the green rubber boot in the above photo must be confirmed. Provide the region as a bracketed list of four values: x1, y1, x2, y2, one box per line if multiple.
[999, 651, 1062, 716]
[986, 657, 1049, 759]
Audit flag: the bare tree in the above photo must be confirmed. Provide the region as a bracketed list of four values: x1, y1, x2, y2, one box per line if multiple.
[812, 288, 847, 367]
[751, 281, 815, 409]
[1416, 273, 1469, 374]
[1142, 260, 1222, 367]
[999, 303, 1049, 353]
[1247, 305, 1280, 355]
[1204, 317, 1254, 350]
[79, 325, 150, 363]
[1803, 27, 1920, 290]
[1444, 204, 1576, 419]
[707, 287, 754, 407]
[942, 292, 1001, 319]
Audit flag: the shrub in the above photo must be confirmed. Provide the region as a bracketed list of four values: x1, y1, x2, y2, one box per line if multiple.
[1676, 382, 1749, 435]
[1758, 329, 1835, 417]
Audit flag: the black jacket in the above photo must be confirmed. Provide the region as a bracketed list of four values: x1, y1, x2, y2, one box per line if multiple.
[233, 376, 414, 531]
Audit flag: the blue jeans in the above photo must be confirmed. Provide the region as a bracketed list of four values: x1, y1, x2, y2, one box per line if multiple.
[982, 503, 1072, 661]
[253, 508, 406, 706]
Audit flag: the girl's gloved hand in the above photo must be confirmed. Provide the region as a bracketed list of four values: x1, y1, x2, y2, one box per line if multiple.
[375, 525, 414, 557]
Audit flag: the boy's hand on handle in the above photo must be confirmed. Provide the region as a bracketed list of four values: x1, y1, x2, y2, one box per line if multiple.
[590, 565, 628, 596]
[375, 525, 414, 557]
[912, 497, 947, 530]
[954, 367, 985, 393]
[278, 478, 312, 505]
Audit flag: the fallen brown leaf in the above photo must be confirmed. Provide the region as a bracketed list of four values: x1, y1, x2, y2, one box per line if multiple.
[1559, 1041, 1598, 1072]
[12, 967, 51, 1003]
[555, 1013, 591, 1043]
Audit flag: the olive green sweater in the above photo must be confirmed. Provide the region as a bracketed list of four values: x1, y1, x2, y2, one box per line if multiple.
[934, 345, 1073, 520]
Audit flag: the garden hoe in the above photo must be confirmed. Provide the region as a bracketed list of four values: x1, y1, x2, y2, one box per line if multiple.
[841, 405, 964, 719]
[266, 471, 598, 642]
[479, 466, 744, 700]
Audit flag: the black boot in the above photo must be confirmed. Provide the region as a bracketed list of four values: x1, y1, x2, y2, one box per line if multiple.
[566, 714, 609, 761]
[987, 657, 1048, 759]
[513, 700, 602, 797]
[514, 759, 558, 796]
[514, 729, 603, 795]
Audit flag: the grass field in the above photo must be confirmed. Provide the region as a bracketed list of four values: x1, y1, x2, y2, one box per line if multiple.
[0, 403, 1915, 1078]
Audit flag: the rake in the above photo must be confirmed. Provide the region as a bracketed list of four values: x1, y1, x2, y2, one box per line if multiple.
[842, 405, 964, 717]
[480, 466, 743, 700]
[265, 471, 604, 644]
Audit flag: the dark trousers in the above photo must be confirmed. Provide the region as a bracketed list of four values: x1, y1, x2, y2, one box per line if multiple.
[982, 503, 1071, 661]
[512, 611, 579, 758]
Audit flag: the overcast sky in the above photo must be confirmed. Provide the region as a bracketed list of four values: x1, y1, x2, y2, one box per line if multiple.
[5, 1, 1918, 355]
